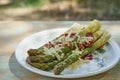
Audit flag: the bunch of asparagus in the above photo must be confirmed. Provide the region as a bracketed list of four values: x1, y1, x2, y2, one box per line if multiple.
[26, 20, 111, 75]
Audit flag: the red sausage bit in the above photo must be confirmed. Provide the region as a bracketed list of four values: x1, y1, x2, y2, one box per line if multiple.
[55, 41, 62, 45]
[62, 33, 68, 37]
[67, 41, 75, 49]
[83, 40, 94, 48]
[82, 54, 93, 60]
[86, 32, 93, 37]
[83, 32, 94, 48]
[78, 44, 85, 50]
[45, 42, 55, 48]
[70, 32, 76, 37]
[49, 42, 55, 48]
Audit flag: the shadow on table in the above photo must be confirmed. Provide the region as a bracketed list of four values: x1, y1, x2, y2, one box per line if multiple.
[9, 52, 109, 80]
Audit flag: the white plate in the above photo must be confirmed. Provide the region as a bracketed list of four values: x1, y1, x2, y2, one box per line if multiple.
[15, 28, 120, 78]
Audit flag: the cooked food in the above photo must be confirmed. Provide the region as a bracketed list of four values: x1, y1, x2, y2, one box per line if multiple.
[54, 31, 111, 75]
[26, 20, 111, 75]
[27, 29, 104, 71]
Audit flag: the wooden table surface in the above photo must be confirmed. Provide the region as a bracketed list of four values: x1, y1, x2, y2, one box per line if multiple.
[0, 21, 120, 80]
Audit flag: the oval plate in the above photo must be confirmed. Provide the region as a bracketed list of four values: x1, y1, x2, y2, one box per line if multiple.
[15, 28, 120, 78]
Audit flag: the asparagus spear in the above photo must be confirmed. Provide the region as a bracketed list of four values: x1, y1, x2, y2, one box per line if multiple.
[26, 20, 103, 70]
[54, 31, 111, 75]
[27, 20, 101, 56]
[26, 30, 104, 71]
[27, 24, 83, 56]
[27, 29, 104, 63]
[26, 57, 58, 71]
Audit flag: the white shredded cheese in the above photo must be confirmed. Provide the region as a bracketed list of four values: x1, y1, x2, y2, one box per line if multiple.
[77, 35, 93, 44]
[72, 49, 82, 55]
[43, 42, 64, 60]
[43, 23, 90, 61]
[74, 42, 79, 49]
[44, 45, 63, 56]
[60, 53, 65, 59]
[54, 52, 61, 61]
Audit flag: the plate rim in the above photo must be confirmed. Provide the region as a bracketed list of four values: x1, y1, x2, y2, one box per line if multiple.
[15, 28, 120, 78]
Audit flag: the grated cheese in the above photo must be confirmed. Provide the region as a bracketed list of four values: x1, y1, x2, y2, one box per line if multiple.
[44, 45, 63, 56]
[43, 42, 64, 60]
[54, 52, 61, 61]
[43, 23, 93, 61]
[74, 41, 79, 49]
[60, 53, 65, 59]
[77, 35, 93, 44]
[72, 49, 82, 55]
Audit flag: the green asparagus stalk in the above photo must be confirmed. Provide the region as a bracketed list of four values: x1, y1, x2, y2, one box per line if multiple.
[26, 57, 58, 71]
[54, 31, 111, 75]
[26, 30, 104, 71]
[28, 24, 83, 56]
[27, 20, 101, 56]
[27, 29, 104, 63]
[78, 20, 101, 35]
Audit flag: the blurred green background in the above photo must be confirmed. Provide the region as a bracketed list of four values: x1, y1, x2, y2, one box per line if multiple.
[0, 0, 120, 20]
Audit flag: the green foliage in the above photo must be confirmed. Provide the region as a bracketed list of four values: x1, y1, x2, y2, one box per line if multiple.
[8, 0, 120, 20]
[12, 3, 21, 8]
[24, 0, 49, 7]
[12, 0, 50, 8]
[74, 0, 85, 3]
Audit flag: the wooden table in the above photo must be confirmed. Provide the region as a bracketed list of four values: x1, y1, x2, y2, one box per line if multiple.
[0, 21, 120, 80]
